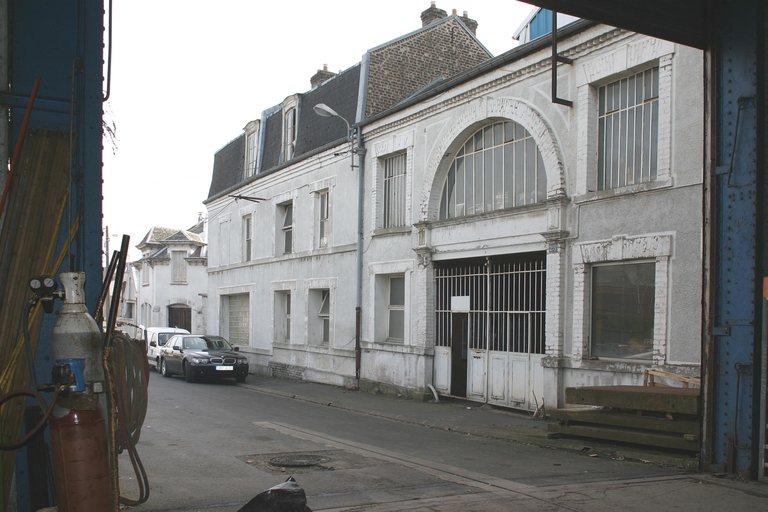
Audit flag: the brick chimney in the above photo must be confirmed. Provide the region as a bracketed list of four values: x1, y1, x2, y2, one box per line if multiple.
[460, 10, 478, 36]
[310, 64, 337, 89]
[421, 1, 447, 26]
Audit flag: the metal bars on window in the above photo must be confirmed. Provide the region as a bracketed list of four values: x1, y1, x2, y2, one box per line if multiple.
[597, 67, 659, 190]
[383, 153, 407, 228]
[439, 121, 546, 220]
[435, 255, 546, 354]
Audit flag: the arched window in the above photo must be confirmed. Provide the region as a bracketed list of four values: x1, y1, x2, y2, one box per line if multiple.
[439, 121, 546, 220]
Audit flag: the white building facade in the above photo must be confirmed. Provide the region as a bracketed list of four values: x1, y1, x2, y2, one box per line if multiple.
[132, 225, 209, 336]
[206, 18, 703, 411]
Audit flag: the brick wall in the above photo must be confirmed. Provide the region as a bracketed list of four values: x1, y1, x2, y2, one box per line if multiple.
[269, 361, 305, 380]
[365, 17, 490, 119]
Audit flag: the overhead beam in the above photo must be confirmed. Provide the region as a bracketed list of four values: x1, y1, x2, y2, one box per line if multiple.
[522, 0, 706, 49]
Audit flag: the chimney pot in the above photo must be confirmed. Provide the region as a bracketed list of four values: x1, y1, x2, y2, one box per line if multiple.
[421, 2, 447, 26]
[310, 65, 337, 89]
[452, 8, 457, 15]
[458, 10, 478, 35]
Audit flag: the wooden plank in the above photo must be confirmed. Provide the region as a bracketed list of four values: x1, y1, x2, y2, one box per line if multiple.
[565, 386, 700, 415]
[547, 422, 700, 452]
[644, 369, 701, 387]
[549, 408, 700, 434]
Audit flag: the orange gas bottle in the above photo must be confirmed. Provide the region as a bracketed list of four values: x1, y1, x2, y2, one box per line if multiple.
[49, 392, 114, 511]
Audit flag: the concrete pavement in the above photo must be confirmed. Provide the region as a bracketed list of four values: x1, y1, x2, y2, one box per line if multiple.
[234, 375, 768, 512]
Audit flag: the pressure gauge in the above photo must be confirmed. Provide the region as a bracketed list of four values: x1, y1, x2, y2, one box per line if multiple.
[29, 275, 57, 296]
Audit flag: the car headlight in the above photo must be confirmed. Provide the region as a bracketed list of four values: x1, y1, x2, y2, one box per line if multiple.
[238, 358, 248, 365]
[191, 358, 209, 364]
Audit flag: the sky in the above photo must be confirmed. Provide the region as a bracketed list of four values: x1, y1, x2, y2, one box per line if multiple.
[101, 0, 537, 260]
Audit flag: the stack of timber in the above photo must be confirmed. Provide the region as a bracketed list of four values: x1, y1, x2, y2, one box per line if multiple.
[548, 383, 701, 452]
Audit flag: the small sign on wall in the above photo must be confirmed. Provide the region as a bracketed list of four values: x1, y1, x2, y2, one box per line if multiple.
[451, 296, 470, 312]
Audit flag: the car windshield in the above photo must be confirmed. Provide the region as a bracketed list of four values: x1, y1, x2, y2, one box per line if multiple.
[203, 337, 233, 351]
[182, 337, 233, 351]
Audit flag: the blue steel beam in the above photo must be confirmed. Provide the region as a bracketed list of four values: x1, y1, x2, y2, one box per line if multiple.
[10, 1, 105, 509]
[710, 0, 761, 476]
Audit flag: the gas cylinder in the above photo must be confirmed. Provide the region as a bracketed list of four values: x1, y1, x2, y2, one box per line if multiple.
[49, 393, 114, 511]
[51, 272, 104, 384]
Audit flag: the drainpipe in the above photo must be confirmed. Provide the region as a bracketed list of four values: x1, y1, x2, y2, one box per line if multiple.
[354, 126, 367, 387]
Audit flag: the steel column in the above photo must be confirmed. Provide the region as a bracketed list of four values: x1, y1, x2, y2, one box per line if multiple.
[705, 0, 762, 476]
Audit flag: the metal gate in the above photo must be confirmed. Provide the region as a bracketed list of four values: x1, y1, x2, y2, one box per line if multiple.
[434, 254, 546, 411]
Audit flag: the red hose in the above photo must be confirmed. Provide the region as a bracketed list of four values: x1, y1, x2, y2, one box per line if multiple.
[0, 76, 42, 217]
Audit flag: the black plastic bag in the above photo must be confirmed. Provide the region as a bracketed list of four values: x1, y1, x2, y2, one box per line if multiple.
[238, 476, 312, 512]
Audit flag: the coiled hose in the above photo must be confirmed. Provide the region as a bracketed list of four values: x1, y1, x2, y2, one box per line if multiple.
[104, 331, 150, 506]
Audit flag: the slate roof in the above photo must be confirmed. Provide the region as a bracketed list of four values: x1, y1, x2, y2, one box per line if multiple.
[205, 13, 491, 204]
[164, 230, 203, 244]
[207, 134, 245, 199]
[260, 108, 283, 172]
[136, 226, 205, 258]
[294, 65, 361, 155]
[137, 227, 178, 247]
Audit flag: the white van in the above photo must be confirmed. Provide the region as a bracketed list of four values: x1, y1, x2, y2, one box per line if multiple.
[144, 327, 190, 370]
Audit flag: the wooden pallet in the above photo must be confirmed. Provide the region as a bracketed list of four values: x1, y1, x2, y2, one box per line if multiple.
[548, 386, 701, 452]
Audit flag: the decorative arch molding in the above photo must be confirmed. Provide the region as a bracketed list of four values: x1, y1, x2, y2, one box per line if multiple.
[421, 96, 567, 223]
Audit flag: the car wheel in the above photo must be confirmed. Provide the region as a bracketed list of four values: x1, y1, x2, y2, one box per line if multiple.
[184, 363, 196, 383]
[161, 359, 172, 378]
[236, 374, 246, 384]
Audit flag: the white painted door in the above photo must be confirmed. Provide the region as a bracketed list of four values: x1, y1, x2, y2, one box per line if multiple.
[433, 346, 450, 393]
[467, 348, 486, 400]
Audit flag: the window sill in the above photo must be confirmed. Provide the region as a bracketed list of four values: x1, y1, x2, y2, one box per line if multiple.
[373, 226, 411, 237]
[574, 177, 673, 205]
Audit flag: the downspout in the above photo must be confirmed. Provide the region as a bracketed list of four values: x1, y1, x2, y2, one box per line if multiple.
[354, 126, 367, 386]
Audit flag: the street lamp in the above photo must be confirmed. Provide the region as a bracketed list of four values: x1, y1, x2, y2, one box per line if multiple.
[314, 103, 366, 386]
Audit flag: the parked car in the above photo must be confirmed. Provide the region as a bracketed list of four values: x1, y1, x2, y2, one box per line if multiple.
[159, 334, 248, 384]
[144, 327, 190, 370]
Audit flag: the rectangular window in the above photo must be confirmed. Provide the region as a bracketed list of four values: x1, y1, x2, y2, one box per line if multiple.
[274, 291, 291, 343]
[309, 288, 331, 344]
[591, 263, 655, 360]
[597, 67, 659, 190]
[285, 292, 291, 341]
[318, 190, 329, 248]
[141, 263, 149, 285]
[243, 214, 252, 261]
[284, 108, 296, 161]
[171, 251, 187, 284]
[123, 301, 134, 319]
[281, 203, 293, 254]
[383, 153, 407, 228]
[246, 131, 258, 177]
[388, 276, 405, 340]
[228, 294, 249, 346]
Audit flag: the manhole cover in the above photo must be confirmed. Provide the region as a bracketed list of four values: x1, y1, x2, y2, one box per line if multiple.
[269, 454, 332, 468]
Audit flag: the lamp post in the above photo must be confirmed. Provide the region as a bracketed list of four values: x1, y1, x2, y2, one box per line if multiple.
[314, 103, 366, 386]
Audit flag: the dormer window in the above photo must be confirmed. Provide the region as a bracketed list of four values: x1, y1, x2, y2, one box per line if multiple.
[244, 120, 260, 178]
[280, 95, 299, 164]
[284, 108, 296, 161]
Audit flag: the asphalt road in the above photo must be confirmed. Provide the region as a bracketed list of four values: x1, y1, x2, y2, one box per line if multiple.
[115, 372, 719, 512]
